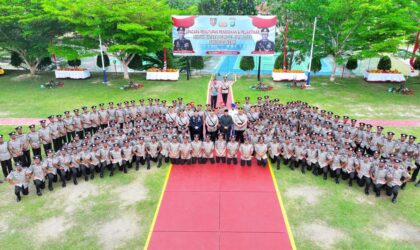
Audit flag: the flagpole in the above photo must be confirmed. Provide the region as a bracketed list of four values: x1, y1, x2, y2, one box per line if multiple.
[283, 18, 289, 71]
[306, 16, 318, 87]
[99, 32, 108, 84]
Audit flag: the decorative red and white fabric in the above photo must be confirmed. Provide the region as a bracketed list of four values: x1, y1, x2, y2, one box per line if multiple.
[272, 72, 307, 82]
[55, 70, 90, 79]
[363, 72, 405, 82]
[146, 71, 179, 81]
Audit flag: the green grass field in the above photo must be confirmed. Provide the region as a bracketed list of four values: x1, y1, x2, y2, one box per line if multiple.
[0, 71, 419, 249]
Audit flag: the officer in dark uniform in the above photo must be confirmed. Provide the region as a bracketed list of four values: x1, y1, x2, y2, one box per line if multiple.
[189, 111, 203, 140]
[254, 28, 274, 52]
[174, 27, 193, 51]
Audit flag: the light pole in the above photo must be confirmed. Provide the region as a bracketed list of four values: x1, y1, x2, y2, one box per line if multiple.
[98, 32, 108, 84]
[306, 16, 319, 87]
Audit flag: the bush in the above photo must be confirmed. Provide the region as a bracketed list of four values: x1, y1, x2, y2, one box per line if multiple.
[311, 56, 322, 73]
[190, 56, 204, 70]
[346, 57, 358, 71]
[68, 59, 81, 67]
[239, 56, 255, 72]
[10, 51, 23, 67]
[274, 55, 283, 69]
[413, 56, 420, 70]
[96, 53, 110, 68]
[37, 57, 52, 70]
[128, 54, 143, 70]
[377, 56, 391, 70]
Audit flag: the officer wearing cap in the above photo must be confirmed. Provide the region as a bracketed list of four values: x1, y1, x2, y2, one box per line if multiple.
[43, 149, 58, 191]
[168, 136, 181, 164]
[39, 120, 53, 154]
[122, 140, 133, 172]
[202, 135, 215, 164]
[0, 134, 13, 182]
[27, 124, 42, 160]
[15, 126, 31, 166]
[356, 154, 373, 195]
[6, 162, 29, 202]
[233, 108, 248, 143]
[191, 134, 203, 164]
[227, 135, 239, 165]
[255, 28, 274, 52]
[109, 143, 122, 176]
[28, 155, 46, 196]
[215, 133, 227, 164]
[174, 27, 193, 51]
[239, 137, 253, 167]
[146, 136, 161, 168]
[371, 158, 388, 197]
[205, 110, 219, 142]
[255, 137, 268, 167]
[179, 136, 193, 164]
[190, 110, 203, 140]
[8, 132, 25, 167]
[386, 159, 410, 203]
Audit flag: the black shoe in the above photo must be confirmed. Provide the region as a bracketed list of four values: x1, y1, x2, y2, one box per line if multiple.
[90, 175, 94, 180]
[37, 191, 42, 196]
[335, 179, 339, 184]
[100, 174, 104, 178]
[349, 182, 353, 187]
[391, 197, 397, 203]
[323, 175, 327, 180]
[62, 182, 66, 188]
[110, 172, 114, 177]
[365, 190, 369, 195]
[401, 185, 406, 190]
[17, 196, 21, 202]
[157, 162, 162, 168]
[375, 193, 380, 197]
[74, 180, 78, 185]
[85, 176, 89, 181]
[48, 186, 53, 191]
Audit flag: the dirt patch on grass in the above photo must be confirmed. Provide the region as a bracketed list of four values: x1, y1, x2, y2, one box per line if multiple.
[98, 212, 142, 250]
[342, 189, 375, 205]
[33, 216, 71, 244]
[0, 111, 12, 116]
[48, 182, 99, 214]
[0, 219, 8, 233]
[285, 185, 325, 205]
[376, 221, 420, 243]
[114, 180, 148, 206]
[11, 74, 41, 81]
[299, 221, 346, 249]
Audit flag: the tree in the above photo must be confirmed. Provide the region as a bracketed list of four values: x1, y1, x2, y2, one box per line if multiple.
[274, 55, 283, 70]
[0, 0, 68, 75]
[68, 59, 81, 68]
[311, 56, 322, 75]
[346, 57, 358, 71]
[199, 0, 256, 15]
[240, 56, 255, 76]
[414, 57, 420, 71]
[43, 0, 174, 79]
[128, 54, 143, 70]
[96, 54, 110, 68]
[280, 0, 419, 81]
[377, 56, 392, 71]
[190, 56, 204, 71]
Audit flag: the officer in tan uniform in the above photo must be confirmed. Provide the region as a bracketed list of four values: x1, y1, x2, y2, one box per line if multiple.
[215, 133, 227, 164]
[226, 135, 239, 165]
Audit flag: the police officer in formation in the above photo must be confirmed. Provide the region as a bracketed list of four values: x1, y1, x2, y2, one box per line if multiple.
[2, 96, 419, 204]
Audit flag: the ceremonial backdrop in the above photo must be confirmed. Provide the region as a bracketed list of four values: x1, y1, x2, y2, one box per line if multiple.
[172, 15, 277, 56]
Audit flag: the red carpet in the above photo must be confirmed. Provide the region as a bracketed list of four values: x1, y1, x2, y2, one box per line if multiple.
[147, 159, 294, 250]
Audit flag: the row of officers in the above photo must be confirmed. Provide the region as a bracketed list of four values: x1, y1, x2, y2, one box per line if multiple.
[4, 131, 417, 204]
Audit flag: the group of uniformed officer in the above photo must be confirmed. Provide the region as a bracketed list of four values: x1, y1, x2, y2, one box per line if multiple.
[1, 96, 419, 204]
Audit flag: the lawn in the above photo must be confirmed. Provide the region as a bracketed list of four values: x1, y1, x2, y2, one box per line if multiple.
[0, 71, 419, 249]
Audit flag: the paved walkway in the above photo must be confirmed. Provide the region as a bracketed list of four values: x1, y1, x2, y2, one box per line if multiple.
[0, 118, 419, 127]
